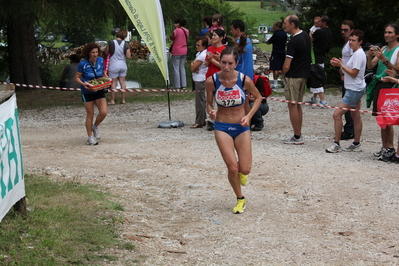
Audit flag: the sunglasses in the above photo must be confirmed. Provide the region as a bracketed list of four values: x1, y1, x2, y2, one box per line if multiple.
[340, 28, 349, 32]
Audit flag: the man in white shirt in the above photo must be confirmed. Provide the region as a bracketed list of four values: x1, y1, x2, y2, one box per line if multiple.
[339, 20, 355, 140]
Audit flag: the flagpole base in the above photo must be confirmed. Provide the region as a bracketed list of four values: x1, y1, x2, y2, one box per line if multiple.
[158, 120, 184, 128]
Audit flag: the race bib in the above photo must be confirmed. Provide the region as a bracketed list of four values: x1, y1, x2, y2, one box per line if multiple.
[215, 88, 243, 107]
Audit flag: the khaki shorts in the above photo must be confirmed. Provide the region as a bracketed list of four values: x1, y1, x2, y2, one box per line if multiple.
[284, 77, 307, 102]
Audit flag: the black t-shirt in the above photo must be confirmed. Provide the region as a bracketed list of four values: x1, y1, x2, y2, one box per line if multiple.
[312, 27, 332, 64]
[268, 29, 287, 55]
[285, 30, 311, 78]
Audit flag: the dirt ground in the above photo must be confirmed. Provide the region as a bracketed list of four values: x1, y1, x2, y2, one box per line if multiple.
[19, 91, 399, 265]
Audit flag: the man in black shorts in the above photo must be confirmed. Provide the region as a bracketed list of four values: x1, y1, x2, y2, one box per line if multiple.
[267, 21, 287, 90]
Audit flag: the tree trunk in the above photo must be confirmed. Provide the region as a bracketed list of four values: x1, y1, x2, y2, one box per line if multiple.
[7, 14, 42, 90]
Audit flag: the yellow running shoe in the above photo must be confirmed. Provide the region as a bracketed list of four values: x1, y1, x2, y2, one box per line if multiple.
[233, 198, 246, 214]
[238, 172, 247, 186]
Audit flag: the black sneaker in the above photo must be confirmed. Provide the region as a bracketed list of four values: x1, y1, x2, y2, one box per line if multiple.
[380, 148, 396, 161]
[340, 132, 354, 140]
[251, 124, 264, 131]
[206, 121, 214, 131]
[384, 153, 399, 163]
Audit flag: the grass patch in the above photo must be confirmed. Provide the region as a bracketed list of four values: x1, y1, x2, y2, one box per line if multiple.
[228, 1, 293, 29]
[227, 1, 294, 52]
[0, 175, 137, 265]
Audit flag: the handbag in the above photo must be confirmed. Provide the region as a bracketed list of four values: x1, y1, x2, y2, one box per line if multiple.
[376, 88, 399, 129]
[307, 46, 326, 88]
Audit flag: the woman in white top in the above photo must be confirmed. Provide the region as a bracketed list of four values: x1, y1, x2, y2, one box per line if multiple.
[190, 36, 209, 128]
[327, 30, 367, 153]
[105, 29, 131, 104]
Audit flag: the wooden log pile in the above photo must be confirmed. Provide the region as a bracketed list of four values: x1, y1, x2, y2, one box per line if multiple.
[61, 40, 150, 61]
[129, 41, 150, 59]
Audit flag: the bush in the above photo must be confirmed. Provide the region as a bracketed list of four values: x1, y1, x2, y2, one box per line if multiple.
[325, 46, 342, 85]
[126, 59, 193, 89]
[42, 58, 193, 89]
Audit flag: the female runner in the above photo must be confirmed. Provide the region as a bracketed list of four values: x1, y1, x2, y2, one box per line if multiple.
[206, 47, 262, 214]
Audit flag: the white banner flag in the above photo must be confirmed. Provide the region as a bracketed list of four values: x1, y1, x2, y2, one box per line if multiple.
[0, 94, 25, 222]
[119, 0, 169, 85]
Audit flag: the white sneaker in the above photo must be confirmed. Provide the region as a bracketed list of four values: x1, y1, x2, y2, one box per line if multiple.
[344, 143, 362, 152]
[326, 142, 341, 153]
[92, 125, 100, 139]
[86, 136, 98, 145]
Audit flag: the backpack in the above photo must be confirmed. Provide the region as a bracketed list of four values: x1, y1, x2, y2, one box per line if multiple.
[253, 74, 272, 98]
[307, 64, 327, 88]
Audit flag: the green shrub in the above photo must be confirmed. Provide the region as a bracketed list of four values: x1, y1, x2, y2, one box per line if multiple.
[42, 58, 194, 89]
[325, 46, 342, 85]
[126, 59, 193, 89]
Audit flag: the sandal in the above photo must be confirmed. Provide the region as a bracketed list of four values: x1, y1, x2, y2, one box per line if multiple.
[190, 123, 205, 128]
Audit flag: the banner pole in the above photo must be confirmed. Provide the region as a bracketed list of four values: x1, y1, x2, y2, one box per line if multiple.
[167, 83, 171, 120]
[157, 80, 183, 128]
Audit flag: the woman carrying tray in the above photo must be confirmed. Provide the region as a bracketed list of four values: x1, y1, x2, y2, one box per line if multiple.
[75, 42, 108, 145]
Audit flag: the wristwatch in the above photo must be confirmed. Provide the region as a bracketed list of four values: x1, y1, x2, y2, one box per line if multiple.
[383, 60, 389, 65]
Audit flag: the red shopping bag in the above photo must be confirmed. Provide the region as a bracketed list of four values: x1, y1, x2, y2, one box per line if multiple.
[376, 88, 399, 129]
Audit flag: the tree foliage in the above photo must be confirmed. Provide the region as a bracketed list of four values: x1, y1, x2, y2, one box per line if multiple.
[160, 0, 254, 59]
[296, 0, 399, 46]
[0, 0, 251, 87]
[283, 0, 399, 84]
[0, 0, 117, 87]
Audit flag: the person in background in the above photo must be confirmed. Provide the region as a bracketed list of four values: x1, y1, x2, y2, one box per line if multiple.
[249, 76, 269, 131]
[230, 19, 254, 79]
[205, 29, 227, 79]
[282, 15, 311, 145]
[209, 14, 224, 32]
[204, 30, 213, 48]
[339, 20, 356, 140]
[367, 22, 399, 160]
[105, 28, 131, 105]
[308, 15, 332, 107]
[60, 54, 81, 88]
[327, 30, 367, 153]
[204, 29, 227, 131]
[75, 42, 108, 145]
[200, 16, 212, 37]
[206, 47, 262, 214]
[309, 16, 320, 39]
[190, 36, 209, 128]
[267, 21, 287, 90]
[169, 18, 189, 90]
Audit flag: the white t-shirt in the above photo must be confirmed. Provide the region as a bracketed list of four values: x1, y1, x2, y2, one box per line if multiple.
[192, 50, 208, 82]
[309, 25, 320, 34]
[342, 41, 353, 65]
[344, 48, 366, 91]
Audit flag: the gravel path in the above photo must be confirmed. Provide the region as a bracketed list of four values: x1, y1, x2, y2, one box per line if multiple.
[20, 92, 399, 265]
